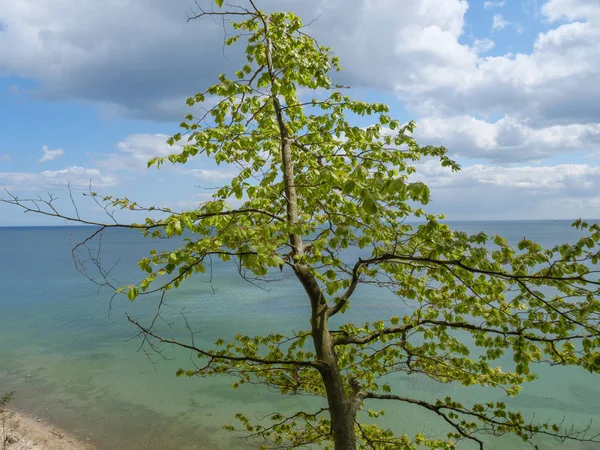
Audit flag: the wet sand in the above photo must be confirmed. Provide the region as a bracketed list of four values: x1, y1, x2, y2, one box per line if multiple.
[1, 409, 94, 450]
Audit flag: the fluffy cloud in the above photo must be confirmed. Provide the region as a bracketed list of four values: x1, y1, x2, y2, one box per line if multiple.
[492, 14, 510, 30]
[394, 4, 600, 127]
[0, 0, 237, 122]
[533, 20, 598, 52]
[95, 134, 180, 171]
[542, 0, 600, 22]
[415, 116, 600, 162]
[39, 145, 64, 163]
[184, 168, 239, 182]
[417, 160, 600, 190]
[472, 38, 495, 54]
[1, 0, 599, 175]
[0, 166, 117, 191]
[1, 0, 598, 128]
[413, 160, 600, 219]
[0, 0, 472, 121]
[95, 134, 230, 183]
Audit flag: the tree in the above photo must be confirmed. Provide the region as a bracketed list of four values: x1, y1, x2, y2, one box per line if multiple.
[3, 1, 600, 449]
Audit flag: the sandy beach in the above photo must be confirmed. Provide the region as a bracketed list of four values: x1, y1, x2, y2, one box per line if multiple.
[1, 409, 94, 450]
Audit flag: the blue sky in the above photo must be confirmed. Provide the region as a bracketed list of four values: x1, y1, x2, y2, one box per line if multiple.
[1, 0, 599, 225]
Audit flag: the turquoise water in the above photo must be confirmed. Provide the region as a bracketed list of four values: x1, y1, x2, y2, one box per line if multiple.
[0, 222, 599, 449]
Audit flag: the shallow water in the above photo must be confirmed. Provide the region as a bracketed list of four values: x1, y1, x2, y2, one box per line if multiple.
[0, 222, 598, 449]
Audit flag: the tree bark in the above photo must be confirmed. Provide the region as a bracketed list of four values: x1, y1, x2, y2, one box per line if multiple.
[278, 111, 357, 450]
[258, 11, 358, 448]
[295, 265, 357, 449]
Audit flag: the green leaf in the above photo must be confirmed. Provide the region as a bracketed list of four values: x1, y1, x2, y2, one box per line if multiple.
[127, 286, 139, 301]
[174, 220, 183, 235]
[342, 180, 356, 194]
[215, 0, 224, 7]
[168, 252, 178, 264]
[363, 198, 378, 214]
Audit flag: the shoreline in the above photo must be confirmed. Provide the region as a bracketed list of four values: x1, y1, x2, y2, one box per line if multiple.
[1, 409, 94, 450]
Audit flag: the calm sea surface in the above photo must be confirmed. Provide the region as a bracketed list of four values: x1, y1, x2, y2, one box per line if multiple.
[1, 221, 599, 449]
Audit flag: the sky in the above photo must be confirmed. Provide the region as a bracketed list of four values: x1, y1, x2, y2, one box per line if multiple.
[0, 0, 599, 225]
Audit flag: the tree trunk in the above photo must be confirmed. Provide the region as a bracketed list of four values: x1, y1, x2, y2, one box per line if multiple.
[295, 266, 357, 450]
[313, 313, 357, 450]
[262, 14, 357, 446]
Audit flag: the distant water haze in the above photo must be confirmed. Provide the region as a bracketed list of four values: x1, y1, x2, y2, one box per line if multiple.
[1, 221, 599, 449]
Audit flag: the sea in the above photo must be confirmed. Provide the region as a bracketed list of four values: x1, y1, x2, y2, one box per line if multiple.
[1, 221, 599, 450]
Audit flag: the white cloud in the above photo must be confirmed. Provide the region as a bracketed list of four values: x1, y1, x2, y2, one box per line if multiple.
[39, 145, 64, 163]
[115, 133, 175, 160]
[484, 1, 505, 8]
[419, 160, 600, 190]
[96, 134, 239, 185]
[0, 166, 117, 191]
[1, 0, 600, 213]
[542, 0, 600, 22]
[0, 0, 238, 122]
[0, 0, 473, 121]
[521, 0, 541, 17]
[0, 154, 11, 162]
[415, 116, 600, 162]
[473, 38, 495, 54]
[391, 5, 600, 130]
[492, 14, 510, 30]
[176, 192, 221, 210]
[533, 20, 599, 52]
[184, 168, 238, 182]
[1, 0, 598, 132]
[412, 160, 600, 219]
[95, 134, 181, 171]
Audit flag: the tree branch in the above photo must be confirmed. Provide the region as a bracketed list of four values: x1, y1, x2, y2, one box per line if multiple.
[126, 313, 322, 369]
[328, 258, 363, 317]
[333, 318, 597, 347]
[364, 253, 600, 286]
[364, 392, 484, 449]
[365, 392, 600, 445]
